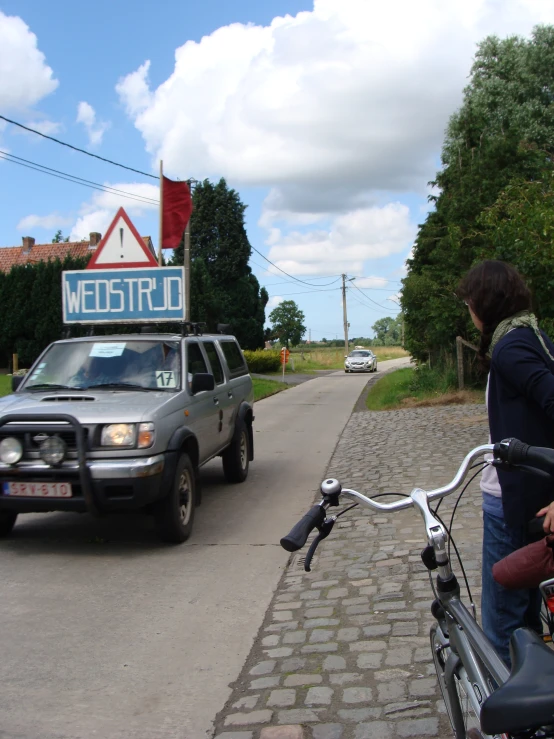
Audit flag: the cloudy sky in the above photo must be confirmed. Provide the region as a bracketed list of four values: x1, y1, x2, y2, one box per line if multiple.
[1, 0, 553, 339]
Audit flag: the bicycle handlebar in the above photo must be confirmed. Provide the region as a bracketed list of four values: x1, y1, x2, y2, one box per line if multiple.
[280, 438, 554, 555]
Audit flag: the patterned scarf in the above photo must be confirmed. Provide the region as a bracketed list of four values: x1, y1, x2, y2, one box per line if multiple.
[489, 310, 554, 361]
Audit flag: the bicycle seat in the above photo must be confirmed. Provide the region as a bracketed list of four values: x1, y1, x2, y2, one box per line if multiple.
[481, 628, 554, 735]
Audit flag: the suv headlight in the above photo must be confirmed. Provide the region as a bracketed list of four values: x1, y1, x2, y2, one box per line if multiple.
[0, 437, 23, 464]
[101, 423, 136, 447]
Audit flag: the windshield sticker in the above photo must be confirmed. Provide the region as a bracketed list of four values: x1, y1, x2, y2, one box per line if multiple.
[155, 370, 177, 388]
[89, 342, 126, 358]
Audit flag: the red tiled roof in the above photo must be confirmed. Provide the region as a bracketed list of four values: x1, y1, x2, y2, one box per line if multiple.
[0, 237, 154, 273]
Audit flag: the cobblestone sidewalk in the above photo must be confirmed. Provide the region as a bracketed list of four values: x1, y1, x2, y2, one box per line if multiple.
[212, 403, 489, 739]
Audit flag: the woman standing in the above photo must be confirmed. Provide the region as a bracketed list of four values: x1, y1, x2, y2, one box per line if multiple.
[457, 260, 554, 665]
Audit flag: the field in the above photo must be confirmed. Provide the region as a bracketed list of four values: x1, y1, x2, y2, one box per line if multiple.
[286, 345, 408, 372]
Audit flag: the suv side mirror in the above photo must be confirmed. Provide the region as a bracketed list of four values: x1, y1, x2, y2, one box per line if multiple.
[12, 375, 24, 392]
[190, 373, 215, 394]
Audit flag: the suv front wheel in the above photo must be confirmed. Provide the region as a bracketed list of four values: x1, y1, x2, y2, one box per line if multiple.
[222, 418, 250, 483]
[154, 453, 196, 543]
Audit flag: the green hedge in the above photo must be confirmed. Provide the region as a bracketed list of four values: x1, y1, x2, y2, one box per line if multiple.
[243, 349, 281, 373]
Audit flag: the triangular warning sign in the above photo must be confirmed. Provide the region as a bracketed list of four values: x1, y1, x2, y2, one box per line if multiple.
[87, 207, 158, 269]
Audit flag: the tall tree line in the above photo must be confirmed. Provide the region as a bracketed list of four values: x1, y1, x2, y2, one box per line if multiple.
[403, 26, 554, 362]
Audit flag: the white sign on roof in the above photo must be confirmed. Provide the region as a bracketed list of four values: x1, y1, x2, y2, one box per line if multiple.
[87, 207, 158, 269]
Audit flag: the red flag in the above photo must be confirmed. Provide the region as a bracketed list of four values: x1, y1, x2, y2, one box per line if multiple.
[161, 176, 193, 249]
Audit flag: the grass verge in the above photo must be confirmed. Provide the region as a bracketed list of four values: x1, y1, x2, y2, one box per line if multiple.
[0, 375, 11, 397]
[366, 367, 485, 411]
[252, 376, 288, 401]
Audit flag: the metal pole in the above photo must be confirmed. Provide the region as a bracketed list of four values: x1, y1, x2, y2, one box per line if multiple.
[184, 215, 191, 322]
[342, 274, 349, 357]
[158, 160, 163, 266]
[456, 336, 464, 390]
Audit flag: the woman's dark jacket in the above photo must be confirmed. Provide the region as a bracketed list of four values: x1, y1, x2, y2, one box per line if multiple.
[490, 327, 554, 527]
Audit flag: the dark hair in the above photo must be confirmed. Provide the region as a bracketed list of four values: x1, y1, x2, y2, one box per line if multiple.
[457, 260, 531, 369]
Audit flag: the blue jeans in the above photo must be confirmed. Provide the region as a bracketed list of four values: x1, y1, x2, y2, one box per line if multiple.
[482, 511, 542, 667]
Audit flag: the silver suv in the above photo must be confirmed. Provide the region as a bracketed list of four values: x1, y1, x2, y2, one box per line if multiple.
[0, 332, 254, 543]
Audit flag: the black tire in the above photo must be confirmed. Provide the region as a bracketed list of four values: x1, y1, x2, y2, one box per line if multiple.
[345, 370, 349, 373]
[153, 453, 196, 543]
[222, 419, 249, 483]
[0, 510, 17, 537]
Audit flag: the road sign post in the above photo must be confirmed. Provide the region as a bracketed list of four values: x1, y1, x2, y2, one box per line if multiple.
[281, 347, 290, 381]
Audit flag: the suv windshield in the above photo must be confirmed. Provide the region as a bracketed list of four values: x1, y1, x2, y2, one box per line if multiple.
[23, 339, 181, 391]
[349, 351, 371, 357]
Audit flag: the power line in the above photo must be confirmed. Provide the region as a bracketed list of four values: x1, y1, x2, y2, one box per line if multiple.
[251, 245, 342, 287]
[267, 287, 341, 298]
[0, 115, 158, 180]
[346, 288, 384, 313]
[350, 280, 399, 311]
[0, 151, 160, 206]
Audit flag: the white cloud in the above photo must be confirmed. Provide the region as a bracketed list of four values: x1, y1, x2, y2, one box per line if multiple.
[115, 61, 153, 118]
[352, 276, 389, 289]
[266, 203, 416, 275]
[266, 295, 284, 311]
[69, 182, 159, 241]
[76, 101, 110, 146]
[0, 11, 58, 111]
[17, 213, 73, 232]
[23, 119, 61, 136]
[116, 0, 553, 197]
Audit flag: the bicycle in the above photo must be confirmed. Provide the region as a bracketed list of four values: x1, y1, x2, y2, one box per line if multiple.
[280, 437, 554, 739]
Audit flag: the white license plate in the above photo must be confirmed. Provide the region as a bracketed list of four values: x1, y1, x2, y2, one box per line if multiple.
[2, 482, 73, 498]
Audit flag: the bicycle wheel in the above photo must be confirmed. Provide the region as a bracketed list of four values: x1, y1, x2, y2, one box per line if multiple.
[430, 624, 486, 738]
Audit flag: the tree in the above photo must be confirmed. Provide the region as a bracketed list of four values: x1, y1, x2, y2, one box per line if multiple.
[52, 230, 69, 243]
[477, 170, 554, 335]
[402, 25, 554, 362]
[171, 178, 268, 349]
[371, 317, 401, 345]
[269, 300, 306, 347]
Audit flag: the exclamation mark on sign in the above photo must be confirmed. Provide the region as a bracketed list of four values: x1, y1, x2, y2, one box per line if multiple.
[119, 227, 124, 259]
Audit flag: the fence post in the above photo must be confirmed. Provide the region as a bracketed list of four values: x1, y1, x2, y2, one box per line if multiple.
[12, 353, 18, 374]
[456, 336, 464, 390]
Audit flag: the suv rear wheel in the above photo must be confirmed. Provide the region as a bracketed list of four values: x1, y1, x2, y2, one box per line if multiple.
[154, 453, 196, 543]
[222, 419, 249, 483]
[0, 510, 17, 537]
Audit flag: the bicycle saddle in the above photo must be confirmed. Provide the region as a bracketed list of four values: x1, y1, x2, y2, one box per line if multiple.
[481, 628, 554, 735]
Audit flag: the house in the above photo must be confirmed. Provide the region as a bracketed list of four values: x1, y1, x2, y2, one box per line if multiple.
[0, 232, 156, 273]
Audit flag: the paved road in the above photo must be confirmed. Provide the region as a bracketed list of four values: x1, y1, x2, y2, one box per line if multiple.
[0, 361, 407, 739]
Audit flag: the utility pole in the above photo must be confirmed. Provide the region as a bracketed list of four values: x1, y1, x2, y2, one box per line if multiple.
[342, 274, 349, 357]
[184, 214, 191, 322]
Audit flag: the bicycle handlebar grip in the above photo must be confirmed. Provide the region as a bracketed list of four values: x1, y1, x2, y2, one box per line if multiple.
[280, 505, 326, 553]
[527, 515, 547, 536]
[495, 438, 554, 475]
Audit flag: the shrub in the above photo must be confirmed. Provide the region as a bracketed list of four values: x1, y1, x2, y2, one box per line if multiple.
[243, 349, 281, 373]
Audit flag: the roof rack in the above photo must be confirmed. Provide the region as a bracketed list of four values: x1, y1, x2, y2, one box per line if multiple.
[181, 322, 207, 337]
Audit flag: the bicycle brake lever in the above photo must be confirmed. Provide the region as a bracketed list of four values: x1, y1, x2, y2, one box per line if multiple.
[304, 517, 336, 572]
[493, 459, 554, 480]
